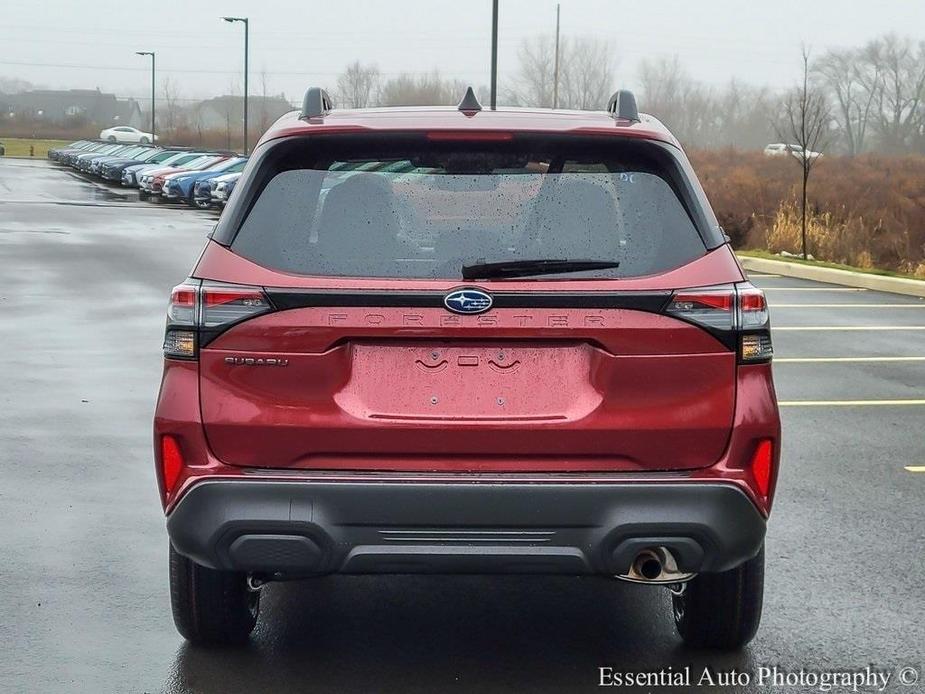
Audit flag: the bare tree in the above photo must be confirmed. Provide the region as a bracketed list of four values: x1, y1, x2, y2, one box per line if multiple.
[378, 71, 466, 107]
[638, 56, 717, 146]
[162, 76, 182, 140]
[219, 80, 240, 150]
[508, 35, 557, 106]
[336, 61, 380, 108]
[815, 47, 880, 155]
[508, 36, 615, 109]
[258, 67, 272, 134]
[777, 47, 832, 260]
[559, 38, 615, 110]
[865, 35, 925, 153]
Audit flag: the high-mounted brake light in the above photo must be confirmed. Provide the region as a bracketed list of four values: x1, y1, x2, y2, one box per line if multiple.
[163, 281, 273, 359]
[664, 282, 772, 363]
[426, 131, 514, 142]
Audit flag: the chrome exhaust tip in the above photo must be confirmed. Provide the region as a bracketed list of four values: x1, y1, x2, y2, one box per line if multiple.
[616, 546, 696, 585]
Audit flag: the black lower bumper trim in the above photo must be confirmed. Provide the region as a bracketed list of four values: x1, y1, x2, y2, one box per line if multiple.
[166, 480, 766, 576]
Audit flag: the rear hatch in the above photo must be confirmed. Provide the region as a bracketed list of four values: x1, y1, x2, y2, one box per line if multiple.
[188, 133, 746, 472]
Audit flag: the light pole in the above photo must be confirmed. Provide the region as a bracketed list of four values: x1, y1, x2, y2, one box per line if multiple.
[136, 51, 155, 143]
[222, 16, 249, 153]
[490, 0, 499, 110]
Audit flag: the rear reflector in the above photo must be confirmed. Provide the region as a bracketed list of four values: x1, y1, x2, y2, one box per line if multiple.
[160, 435, 184, 494]
[749, 439, 774, 497]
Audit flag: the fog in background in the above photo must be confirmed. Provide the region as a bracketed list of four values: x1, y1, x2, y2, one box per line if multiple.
[3, 0, 923, 98]
[3, 0, 925, 154]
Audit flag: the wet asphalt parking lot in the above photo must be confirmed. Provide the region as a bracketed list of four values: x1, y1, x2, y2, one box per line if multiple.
[0, 158, 923, 693]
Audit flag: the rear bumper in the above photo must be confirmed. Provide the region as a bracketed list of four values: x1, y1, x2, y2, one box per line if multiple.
[166, 479, 765, 576]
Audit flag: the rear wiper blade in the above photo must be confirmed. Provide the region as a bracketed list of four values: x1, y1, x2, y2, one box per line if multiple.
[461, 258, 620, 280]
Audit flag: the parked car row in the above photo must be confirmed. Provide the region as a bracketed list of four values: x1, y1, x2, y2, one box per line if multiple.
[47, 139, 245, 209]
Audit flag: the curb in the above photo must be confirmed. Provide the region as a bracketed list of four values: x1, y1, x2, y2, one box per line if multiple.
[738, 255, 925, 299]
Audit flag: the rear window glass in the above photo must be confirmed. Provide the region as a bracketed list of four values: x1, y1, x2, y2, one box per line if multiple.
[231, 137, 707, 279]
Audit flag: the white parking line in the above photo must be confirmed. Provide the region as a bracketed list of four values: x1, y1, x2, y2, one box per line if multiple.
[769, 304, 925, 308]
[905, 466, 925, 473]
[748, 273, 781, 278]
[775, 357, 925, 363]
[780, 400, 925, 406]
[775, 326, 925, 331]
[762, 287, 868, 292]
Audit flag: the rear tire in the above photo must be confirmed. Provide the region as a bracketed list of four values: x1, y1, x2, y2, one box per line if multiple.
[169, 544, 259, 645]
[672, 545, 764, 649]
[140, 137, 150, 144]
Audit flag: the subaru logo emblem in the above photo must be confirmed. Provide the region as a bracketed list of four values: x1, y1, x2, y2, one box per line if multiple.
[444, 288, 493, 314]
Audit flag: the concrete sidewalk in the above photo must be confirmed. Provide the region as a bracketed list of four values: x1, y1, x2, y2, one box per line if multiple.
[739, 255, 925, 298]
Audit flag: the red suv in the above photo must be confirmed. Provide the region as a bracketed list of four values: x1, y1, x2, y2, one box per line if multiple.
[154, 88, 780, 649]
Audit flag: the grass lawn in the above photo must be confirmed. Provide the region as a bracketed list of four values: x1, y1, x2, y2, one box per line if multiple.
[738, 249, 925, 281]
[0, 137, 74, 158]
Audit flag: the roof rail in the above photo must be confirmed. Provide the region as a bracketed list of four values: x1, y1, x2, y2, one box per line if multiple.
[457, 86, 482, 113]
[300, 87, 334, 120]
[607, 89, 639, 122]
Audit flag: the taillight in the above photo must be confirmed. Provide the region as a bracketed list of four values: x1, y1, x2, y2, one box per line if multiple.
[665, 285, 736, 330]
[664, 282, 772, 363]
[736, 283, 773, 363]
[164, 283, 198, 359]
[163, 281, 273, 359]
[202, 286, 271, 327]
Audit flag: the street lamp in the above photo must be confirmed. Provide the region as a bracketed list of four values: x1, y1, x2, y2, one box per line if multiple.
[222, 16, 249, 154]
[135, 51, 155, 143]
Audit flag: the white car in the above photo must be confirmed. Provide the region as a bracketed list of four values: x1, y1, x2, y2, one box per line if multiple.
[763, 143, 822, 161]
[210, 172, 242, 206]
[99, 126, 157, 144]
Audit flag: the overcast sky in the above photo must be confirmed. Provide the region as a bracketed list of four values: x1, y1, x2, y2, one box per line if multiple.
[3, 0, 924, 105]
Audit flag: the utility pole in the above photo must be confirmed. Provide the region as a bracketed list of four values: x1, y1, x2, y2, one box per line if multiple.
[490, 0, 499, 110]
[553, 3, 561, 109]
[135, 52, 155, 142]
[222, 16, 249, 153]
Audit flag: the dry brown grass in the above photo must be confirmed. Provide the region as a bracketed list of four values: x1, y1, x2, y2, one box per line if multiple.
[689, 150, 925, 275]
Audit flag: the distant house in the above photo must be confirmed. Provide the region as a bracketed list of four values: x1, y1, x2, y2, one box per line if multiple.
[192, 95, 294, 133]
[1, 89, 142, 128]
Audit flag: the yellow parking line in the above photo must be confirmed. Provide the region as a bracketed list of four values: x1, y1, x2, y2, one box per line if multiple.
[762, 287, 867, 292]
[769, 304, 925, 308]
[775, 326, 925, 331]
[776, 357, 925, 363]
[905, 466, 925, 473]
[780, 400, 925, 406]
[748, 273, 781, 278]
